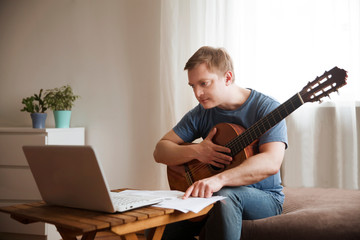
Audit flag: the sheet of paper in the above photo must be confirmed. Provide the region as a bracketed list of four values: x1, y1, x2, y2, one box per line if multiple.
[153, 195, 225, 213]
[117, 190, 226, 213]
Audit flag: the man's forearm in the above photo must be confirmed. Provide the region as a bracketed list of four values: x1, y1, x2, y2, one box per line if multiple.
[153, 140, 197, 166]
[217, 142, 284, 187]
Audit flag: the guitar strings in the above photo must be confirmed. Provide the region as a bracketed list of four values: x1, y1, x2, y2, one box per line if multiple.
[226, 94, 302, 154]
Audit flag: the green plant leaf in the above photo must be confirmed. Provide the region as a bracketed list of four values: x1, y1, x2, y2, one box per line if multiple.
[44, 85, 80, 111]
[20, 89, 48, 113]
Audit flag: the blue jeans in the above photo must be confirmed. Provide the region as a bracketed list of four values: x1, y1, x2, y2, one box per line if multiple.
[161, 186, 283, 240]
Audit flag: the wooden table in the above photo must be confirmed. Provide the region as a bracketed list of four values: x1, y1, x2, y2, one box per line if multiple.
[0, 199, 212, 240]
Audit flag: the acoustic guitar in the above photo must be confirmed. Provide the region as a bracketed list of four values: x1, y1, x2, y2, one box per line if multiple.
[167, 66, 348, 192]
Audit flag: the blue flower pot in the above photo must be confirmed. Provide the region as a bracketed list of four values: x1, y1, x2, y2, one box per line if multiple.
[53, 110, 72, 128]
[30, 113, 47, 129]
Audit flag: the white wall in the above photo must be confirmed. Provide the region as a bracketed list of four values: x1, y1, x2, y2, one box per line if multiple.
[0, 0, 168, 190]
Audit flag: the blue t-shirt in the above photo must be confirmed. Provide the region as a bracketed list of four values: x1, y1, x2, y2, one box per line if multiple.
[173, 89, 288, 203]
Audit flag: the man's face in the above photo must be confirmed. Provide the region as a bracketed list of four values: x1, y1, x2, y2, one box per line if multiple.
[188, 63, 227, 109]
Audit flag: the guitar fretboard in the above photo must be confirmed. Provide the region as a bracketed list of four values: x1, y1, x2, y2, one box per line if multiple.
[225, 93, 304, 156]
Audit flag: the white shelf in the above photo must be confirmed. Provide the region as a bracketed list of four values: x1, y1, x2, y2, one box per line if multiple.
[0, 127, 84, 133]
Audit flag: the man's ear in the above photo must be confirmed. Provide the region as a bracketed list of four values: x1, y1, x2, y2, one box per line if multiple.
[225, 71, 233, 86]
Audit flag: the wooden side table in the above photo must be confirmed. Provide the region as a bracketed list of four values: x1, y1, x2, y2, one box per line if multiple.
[0, 201, 212, 240]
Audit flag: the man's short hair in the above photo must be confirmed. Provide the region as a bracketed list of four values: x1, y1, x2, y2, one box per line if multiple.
[184, 46, 235, 81]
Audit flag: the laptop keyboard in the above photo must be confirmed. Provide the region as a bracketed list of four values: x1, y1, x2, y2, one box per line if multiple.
[110, 192, 163, 211]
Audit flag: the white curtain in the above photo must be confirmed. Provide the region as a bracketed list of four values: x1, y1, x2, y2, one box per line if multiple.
[160, 0, 360, 189]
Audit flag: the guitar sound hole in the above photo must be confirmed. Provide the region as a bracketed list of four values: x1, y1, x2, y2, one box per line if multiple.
[209, 164, 225, 171]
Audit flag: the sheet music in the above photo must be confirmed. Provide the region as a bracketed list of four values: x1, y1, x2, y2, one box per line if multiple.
[116, 190, 226, 213]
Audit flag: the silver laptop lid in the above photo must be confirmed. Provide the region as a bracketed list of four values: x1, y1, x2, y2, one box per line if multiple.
[23, 145, 116, 213]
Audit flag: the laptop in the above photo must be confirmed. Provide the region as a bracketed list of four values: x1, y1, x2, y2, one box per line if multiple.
[22, 145, 164, 213]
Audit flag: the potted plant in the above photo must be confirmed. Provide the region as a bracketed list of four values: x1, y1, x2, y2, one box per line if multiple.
[21, 89, 48, 128]
[44, 85, 80, 128]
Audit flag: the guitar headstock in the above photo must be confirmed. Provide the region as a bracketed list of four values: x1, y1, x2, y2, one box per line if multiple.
[300, 67, 347, 103]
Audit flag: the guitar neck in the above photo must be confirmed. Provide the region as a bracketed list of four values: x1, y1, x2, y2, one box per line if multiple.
[226, 93, 304, 156]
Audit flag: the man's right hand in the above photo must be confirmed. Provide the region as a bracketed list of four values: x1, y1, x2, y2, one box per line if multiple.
[193, 128, 232, 168]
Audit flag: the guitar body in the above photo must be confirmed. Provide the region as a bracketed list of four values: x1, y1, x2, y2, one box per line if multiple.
[167, 123, 259, 192]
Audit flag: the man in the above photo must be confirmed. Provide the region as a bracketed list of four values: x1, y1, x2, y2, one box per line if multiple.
[153, 46, 287, 240]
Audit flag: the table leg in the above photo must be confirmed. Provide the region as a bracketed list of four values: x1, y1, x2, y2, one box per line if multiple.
[120, 233, 139, 240]
[146, 225, 165, 240]
[57, 227, 77, 240]
[151, 225, 165, 240]
[57, 227, 97, 240]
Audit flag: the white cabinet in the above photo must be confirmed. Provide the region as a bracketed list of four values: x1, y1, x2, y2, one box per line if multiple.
[0, 127, 85, 240]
